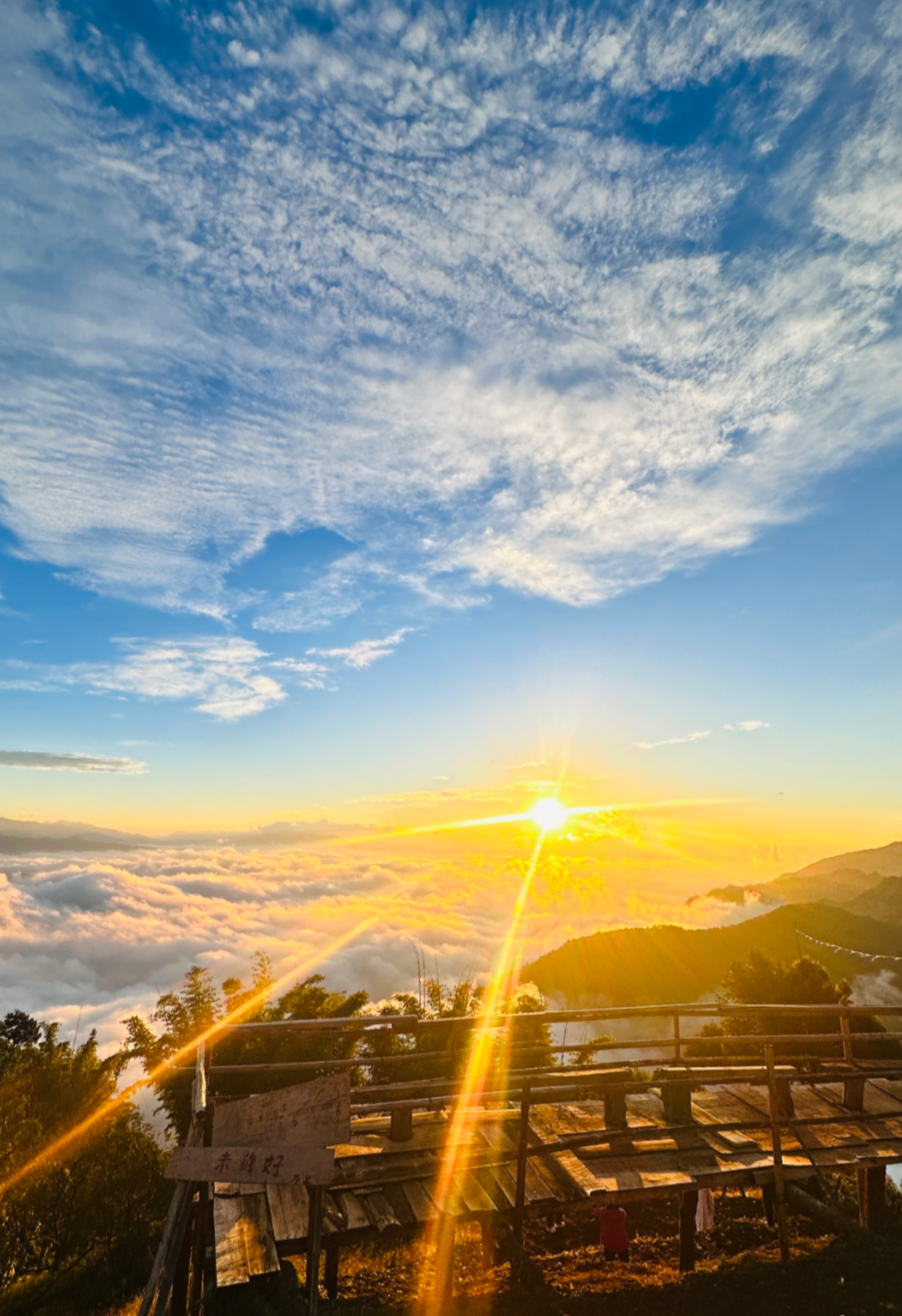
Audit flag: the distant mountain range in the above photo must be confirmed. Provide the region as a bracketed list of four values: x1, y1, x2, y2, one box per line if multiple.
[523, 903, 902, 1007]
[0, 815, 370, 853]
[688, 840, 902, 910]
[524, 839, 902, 1006]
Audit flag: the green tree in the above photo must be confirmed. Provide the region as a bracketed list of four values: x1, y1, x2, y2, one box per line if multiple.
[0, 1012, 168, 1307]
[688, 951, 899, 1060]
[126, 959, 369, 1133]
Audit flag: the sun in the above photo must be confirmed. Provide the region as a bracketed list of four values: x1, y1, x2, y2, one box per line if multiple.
[530, 797, 569, 832]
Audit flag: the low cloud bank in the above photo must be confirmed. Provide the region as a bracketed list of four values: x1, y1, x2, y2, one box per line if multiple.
[0, 843, 756, 1048]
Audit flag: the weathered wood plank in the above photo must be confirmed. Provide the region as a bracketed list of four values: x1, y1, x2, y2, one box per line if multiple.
[453, 1171, 496, 1215]
[213, 1193, 279, 1287]
[402, 1180, 437, 1223]
[382, 1182, 417, 1226]
[168, 1144, 335, 1185]
[361, 1191, 402, 1231]
[336, 1190, 370, 1232]
[266, 1183, 309, 1241]
[213, 1074, 350, 1148]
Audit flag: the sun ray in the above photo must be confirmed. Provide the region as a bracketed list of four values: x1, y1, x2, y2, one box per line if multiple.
[329, 794, 747, 846]
[0, 918, 377, 1199]
[418, 832, 546, 1316]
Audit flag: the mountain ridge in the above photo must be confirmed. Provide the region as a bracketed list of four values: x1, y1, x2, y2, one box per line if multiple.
[523, 903, 902, 1007]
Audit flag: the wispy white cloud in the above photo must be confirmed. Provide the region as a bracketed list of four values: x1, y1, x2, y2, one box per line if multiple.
[633, 729, 712, 750]
[0, 630, 414, 718]
[306, 628, 411, 671]
[724, 720, 771, 732]
[1, 0, 901, 628]
[0, 749, 147, 774]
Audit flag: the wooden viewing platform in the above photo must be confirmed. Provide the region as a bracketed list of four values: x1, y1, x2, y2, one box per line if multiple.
[140, 1002, 902, 1314]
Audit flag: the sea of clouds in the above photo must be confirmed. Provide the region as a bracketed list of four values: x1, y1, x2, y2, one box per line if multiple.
[0, 840, 762, 1049]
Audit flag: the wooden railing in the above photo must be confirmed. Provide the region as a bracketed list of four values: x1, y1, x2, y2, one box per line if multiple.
[192, 1001, 902, 1118]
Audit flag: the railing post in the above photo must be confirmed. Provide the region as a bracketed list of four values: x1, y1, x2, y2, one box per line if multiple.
[673, 1012, 681, 1063]
[513, 1080, 531, 1245]
[187, 1041, 212, 1316]
[840, 1012, 864, 1110]
[764, 1044, 790, 1263]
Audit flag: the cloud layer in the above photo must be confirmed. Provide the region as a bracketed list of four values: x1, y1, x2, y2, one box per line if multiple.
[2, 0, 901, 635]
[0, 828, 773, 1047]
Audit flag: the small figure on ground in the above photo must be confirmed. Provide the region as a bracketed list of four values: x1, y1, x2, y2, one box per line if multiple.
[594, 1202, 630, 1261]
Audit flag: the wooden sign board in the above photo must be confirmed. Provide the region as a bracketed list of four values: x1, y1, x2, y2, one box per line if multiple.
[166, 1143, 335, 1185]
[212, 1073, 350, 1148]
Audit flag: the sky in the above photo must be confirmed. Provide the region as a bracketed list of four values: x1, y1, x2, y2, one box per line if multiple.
[1, 0, 901, 1036]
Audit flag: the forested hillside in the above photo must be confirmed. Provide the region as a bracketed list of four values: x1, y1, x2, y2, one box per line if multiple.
[523, 904, 902, 1005]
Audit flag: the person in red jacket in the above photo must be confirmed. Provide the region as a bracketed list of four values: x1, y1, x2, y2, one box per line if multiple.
[594, 1202, 630, 1261]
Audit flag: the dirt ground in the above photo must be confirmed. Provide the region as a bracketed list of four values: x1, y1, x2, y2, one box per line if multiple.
[207, 1187, 902, 1316]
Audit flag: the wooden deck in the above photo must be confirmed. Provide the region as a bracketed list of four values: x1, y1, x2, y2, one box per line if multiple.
[211, 1072, 902, 1287]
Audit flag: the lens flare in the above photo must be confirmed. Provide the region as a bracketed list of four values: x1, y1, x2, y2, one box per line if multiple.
[0, 919, 377, 1199]
[419, 833, 545, 1316]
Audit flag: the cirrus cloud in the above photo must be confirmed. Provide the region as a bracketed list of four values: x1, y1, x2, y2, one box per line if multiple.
[0, 0, 901, 632]
[0, 749, 147, 773]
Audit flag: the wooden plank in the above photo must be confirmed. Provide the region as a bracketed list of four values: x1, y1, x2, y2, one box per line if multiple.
[266, 1183, 309, 1241]
[472, 1165, 513, 1211]
[168, 1144, 335, 1185]
[336, 1190, 370, 1232]
[453, 1171, 496, 1215]
[213, 1193, 279, 1287]
[522, 1159, 561, 1204]
[402, 1180, 438, 1223]
[213, 1074, 350, 1148]
[476, 1120, 519, 1155]
[361, 1191, 402, 1230]
[382, 1182, 417, 1227]
[492, 1161, 520, 1207]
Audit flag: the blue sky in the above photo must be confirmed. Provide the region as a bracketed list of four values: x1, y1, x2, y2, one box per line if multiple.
[1, 0, 901, 843]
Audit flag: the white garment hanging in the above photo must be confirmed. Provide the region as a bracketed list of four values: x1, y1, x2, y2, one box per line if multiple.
[695, 1188, 716, 1231]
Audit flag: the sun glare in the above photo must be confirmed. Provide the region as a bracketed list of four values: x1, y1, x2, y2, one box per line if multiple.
[530, 797, 569, 832]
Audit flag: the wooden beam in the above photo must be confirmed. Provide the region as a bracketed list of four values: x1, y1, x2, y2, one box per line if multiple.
[764, 1045, 791, 1263]
[858, 1165, 887, 1232]
[306, 1184, 324, 1315]
[679, 1190, 698, 1272]
[513, 1080, 531, 1245]
[324, 1238, 341, 1300]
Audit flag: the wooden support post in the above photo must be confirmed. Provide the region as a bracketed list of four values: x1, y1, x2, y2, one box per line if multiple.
[187, 1043, 212, 1316]
[390, 1107, 413, 1141]
[679, 1190, 698, 1273]
[139, 1122, 203, 1316]
[764, 1044, 791, 1263]
[513, 1079, 531, 1245]
[480, 1218, 495, 1270]
[306, 1183, 324, 1316]
[662, 1072, 692, 1125]
[433, 1213, 456, 1304]
[150, 1186, 196, 1316]
[673, 1012, 682, 1063]
[858, 1166, 887, 1232]
[603, 1084, 628, 1129]
[841, 1014, 864, 1110]
[324, 1237, 341, 1301]
[170, 1206, 194, 1316]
